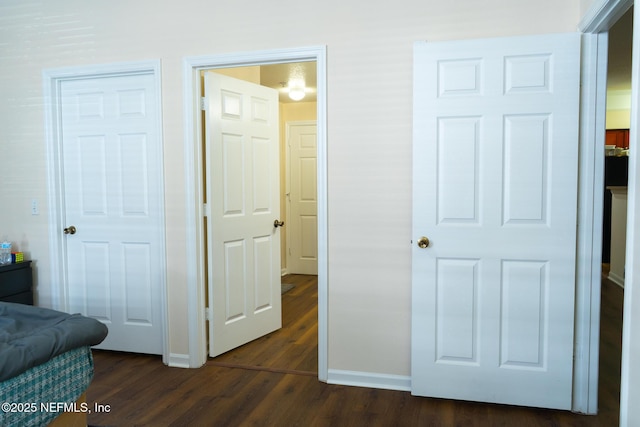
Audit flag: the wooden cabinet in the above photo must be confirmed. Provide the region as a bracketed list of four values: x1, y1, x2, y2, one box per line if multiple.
[0, 261, 33, 305]
[606, 129, 630, 149]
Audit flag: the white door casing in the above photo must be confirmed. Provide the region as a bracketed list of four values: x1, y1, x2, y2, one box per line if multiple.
[287, 121, 318, 275]
[183, 46, 331, 381]
[205, 71, 282, 357]
[412, 33, 580, 409]
[59, 71, 165, 355]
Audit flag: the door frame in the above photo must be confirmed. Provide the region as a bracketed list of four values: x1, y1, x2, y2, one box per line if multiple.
[285, 120, 318, 275]
[42, 60, 169, 363]
[182, 46, 328, 381]
[578, 0, 634, 416]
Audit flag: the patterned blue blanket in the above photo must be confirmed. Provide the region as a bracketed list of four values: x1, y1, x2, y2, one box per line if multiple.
[0, 346, 95, 427]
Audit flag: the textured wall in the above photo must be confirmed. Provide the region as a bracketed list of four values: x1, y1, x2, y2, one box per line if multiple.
[0, 0, 581, 376]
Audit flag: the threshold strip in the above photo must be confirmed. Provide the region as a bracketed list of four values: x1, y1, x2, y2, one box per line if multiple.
[208, 361, 316, 377]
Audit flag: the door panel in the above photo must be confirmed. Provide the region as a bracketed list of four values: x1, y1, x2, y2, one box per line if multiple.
[435, 258, 478, 363]
[206, 71, 282, 357]
[60, 73, 164, 354]
[500, 260, 547, 368]
[412, 33, 580, 409]
[437, 117, 479, 223]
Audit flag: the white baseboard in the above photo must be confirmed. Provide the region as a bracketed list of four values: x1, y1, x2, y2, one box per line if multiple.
[327, 369, 411, 392]
[167, 353, 191, 368]
[608, 272, 625, 288]
[281, 268, 288, 276]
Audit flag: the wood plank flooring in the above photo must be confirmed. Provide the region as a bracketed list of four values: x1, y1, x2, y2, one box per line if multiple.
[209, 274, 318, 375]
[87, 274, 623, 426]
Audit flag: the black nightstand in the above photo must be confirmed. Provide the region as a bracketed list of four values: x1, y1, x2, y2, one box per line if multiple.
[0, 261, 33, 305]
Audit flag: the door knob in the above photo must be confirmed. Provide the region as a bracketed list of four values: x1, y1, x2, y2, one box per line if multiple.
[274, 219, 285, 228]
[64, 225, 77, 235]
[417, 236, 430, 249]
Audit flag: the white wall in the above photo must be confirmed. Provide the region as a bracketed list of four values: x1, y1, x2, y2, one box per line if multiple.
[581, 0, 599, 16]
[607, 89, 632, 129]
[0, 0, 581, 376]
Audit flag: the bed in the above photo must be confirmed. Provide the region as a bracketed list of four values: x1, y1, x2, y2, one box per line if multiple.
[0, 302, 108, 427]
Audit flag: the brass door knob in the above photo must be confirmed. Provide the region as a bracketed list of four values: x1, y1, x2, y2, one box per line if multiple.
[64, 225, 77, 235]
[417, 236, 430, 249]
[274, 219, 285, 228]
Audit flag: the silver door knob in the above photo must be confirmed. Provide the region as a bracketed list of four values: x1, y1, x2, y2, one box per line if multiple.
[417, 236, 430, 249]
[64, 225, 77, 235]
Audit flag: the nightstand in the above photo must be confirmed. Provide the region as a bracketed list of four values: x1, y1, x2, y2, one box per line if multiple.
[0, 261, 33, 305]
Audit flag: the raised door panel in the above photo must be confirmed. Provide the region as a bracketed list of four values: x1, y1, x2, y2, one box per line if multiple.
[252, 137, 273, 214]
[436, 117, 480, 224]
[500, 260, 548, 368]
[78, 241, 111, 321]
[224, 240, 247, 323]
[503, 115, 549, 225]
[435, 258, 479, 364]
[119, 134, 150, 216]
[122, 243, 153, 325]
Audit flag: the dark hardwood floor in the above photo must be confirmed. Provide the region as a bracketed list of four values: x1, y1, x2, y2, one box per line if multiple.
[87, 274, 623, 426]
[209, 274, 318, 375]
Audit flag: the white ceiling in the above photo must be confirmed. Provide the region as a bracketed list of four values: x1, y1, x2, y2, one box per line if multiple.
[260, 61, 317, 103]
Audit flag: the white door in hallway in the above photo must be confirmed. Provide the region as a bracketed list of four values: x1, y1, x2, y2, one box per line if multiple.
[287, 121, 318, 275]
[60, 72, 165, 354]
[411, 33, 580, 409]
[205, 71, 282, 357]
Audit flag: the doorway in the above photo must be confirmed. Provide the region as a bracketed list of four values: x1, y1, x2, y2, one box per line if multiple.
[182, 46, 328, 381]
[604, 5, 634, 422]
[578, 0, 635, 417]
[43, 60, 168, 361]
[285, 120, 319, 276]
[603, 8, 633, 286]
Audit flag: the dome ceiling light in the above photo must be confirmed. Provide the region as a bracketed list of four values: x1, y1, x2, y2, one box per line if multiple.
[287, 79, 306, 101]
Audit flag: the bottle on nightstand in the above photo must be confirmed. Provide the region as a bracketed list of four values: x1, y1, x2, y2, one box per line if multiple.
[0, 242, 11, 266]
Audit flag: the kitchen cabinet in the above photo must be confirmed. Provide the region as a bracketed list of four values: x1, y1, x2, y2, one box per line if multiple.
[606, 129, 630, 149]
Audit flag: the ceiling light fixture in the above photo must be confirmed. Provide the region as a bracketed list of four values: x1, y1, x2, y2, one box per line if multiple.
[288, 80, 306, 101]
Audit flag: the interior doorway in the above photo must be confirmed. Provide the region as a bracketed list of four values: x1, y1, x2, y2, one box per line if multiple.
[205, 63, 319, 278]
[182, 46, 328, 381]
[201, 64, 318, 358]
[43, 60, 169, 362]
[603, 8, 633, 286]
[578, 0, 635, 417]
[599, 6, 637, 425]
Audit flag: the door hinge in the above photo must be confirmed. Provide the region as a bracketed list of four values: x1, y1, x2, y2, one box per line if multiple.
[200, 96, 207, 111]
[203, 203, 210, 217]
[205, 307, 211, 321]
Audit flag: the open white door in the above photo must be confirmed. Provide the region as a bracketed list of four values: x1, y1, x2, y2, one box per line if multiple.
[60, 72, 165, 354]
[412, 33, 580, 409]
[287, 121, 318, 275]
[205, 71, 282, 357]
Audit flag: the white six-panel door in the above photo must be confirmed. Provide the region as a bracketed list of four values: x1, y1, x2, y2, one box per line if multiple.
[61, 73, 165, 354]
[205, 71, 282, 357]
[287, 121, 318, 275]
[411, 33, 580, 409]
